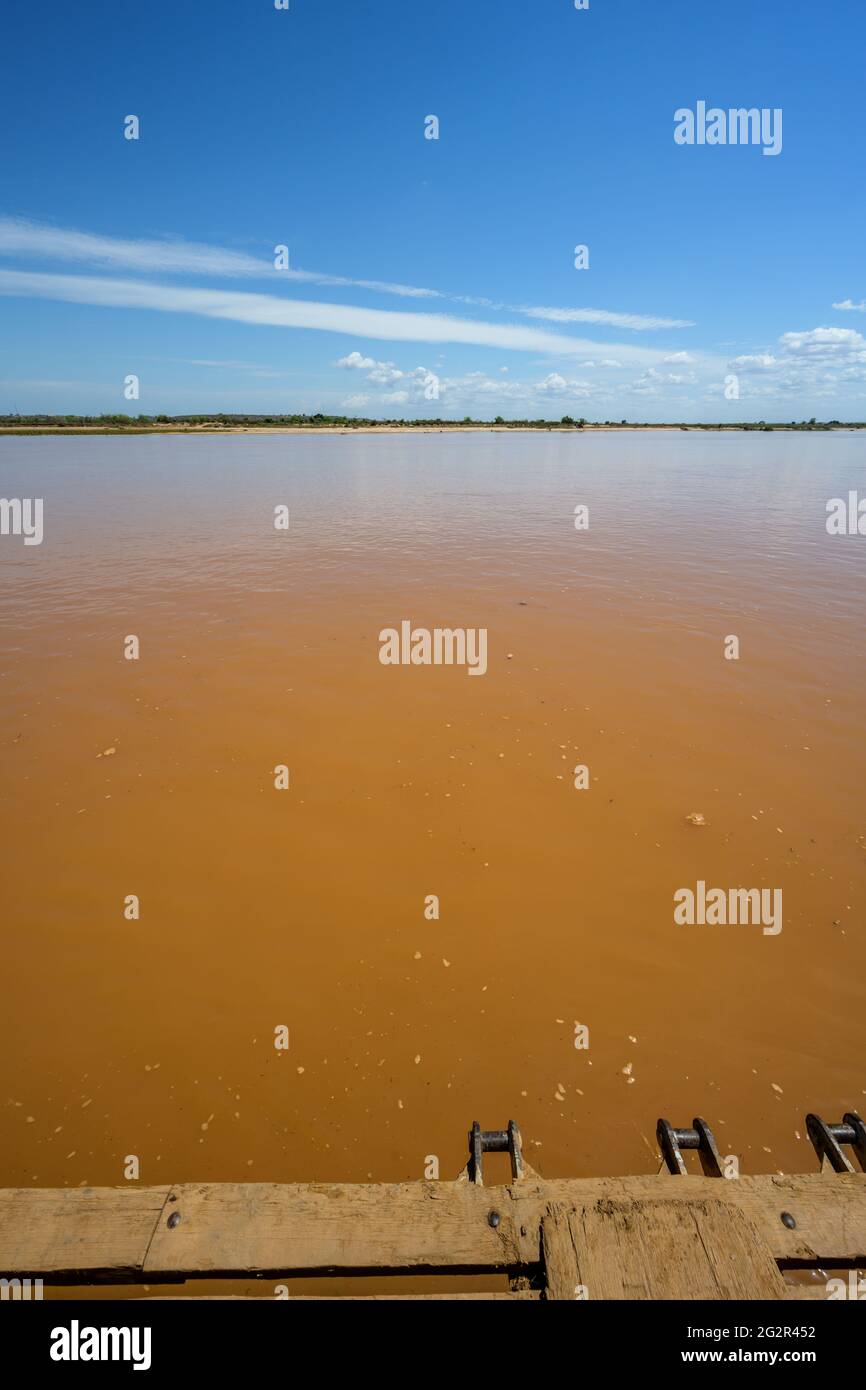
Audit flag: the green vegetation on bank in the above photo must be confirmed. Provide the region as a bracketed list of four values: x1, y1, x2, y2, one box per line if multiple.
[0, 413, 862, 434]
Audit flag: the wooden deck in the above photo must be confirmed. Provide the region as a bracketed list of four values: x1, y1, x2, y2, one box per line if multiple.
[2, 1171, 865, 1299]
[2, 1119, 864, 1299]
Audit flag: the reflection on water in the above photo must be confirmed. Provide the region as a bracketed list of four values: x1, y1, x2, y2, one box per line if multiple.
[1, 431, 864, 1209]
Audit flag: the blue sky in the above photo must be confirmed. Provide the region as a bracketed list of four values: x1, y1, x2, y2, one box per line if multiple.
[1, 0, 864, 422]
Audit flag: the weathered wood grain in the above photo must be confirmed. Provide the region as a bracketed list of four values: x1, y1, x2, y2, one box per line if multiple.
[142, 1181, 520, 1279]
[1, 1173, 863, 1289]
[542, 1198, 786, 1300]
[510, 1174, 866, 1266]
[0, 1187, 171, 1282]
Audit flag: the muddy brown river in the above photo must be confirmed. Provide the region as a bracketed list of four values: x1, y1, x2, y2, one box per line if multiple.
[1, 430, 864, 1291]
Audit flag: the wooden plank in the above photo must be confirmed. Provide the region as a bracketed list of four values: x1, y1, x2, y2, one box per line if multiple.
[141, 1181, 520, 1279]
[542, 1207, 585, 1302]
[511, 1174, 866, 1266]
[1, 1173, 863, 1283]
[542, 1199, 786, 1301]
[0, 1187, 170, 1282]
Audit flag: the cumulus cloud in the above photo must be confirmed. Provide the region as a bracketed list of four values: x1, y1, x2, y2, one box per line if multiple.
[337, 351, 441, 405]
[832, 299, 865, 312]
[535, 373, 597, 397]
[337, 354, 407, 384]
[339, 363, 613, 416]
[721, 325, 866, 402]
[368, 364, 406, 385]
[537, 373, 568, 394]
[779, 326, 866, 358]
[336, 351, 380, 370]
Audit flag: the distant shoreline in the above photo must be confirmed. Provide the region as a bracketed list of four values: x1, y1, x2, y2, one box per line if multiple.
[1, 420, 863, 437]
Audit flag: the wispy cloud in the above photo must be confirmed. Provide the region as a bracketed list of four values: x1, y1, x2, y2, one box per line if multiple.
[0, 217, 442, 298]
[0, 218, 691, 335]
[518, 305, 694, 331]
[832, 298, 866, 312]
[0, 218, 269, 278]
[0, 268, 673, 362]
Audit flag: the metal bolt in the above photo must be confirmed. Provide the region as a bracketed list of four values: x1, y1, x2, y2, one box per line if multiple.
[780, 1211, 797, 1229]
[488, 1210, 501, 1229]
[167, 1210, 182, 1229]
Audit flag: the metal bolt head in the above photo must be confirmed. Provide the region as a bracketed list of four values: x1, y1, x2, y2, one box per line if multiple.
[488, 1210, 501, 1229]
[780, 1211, 797, 1229]
[167, 1210, 182, 1229]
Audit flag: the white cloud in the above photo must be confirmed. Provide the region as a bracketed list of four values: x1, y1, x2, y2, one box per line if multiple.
[0, 219, 694, 343]
[337, 352, 440, 403]
[340, 364, 613, 416]
[832, 299, 866, 312]
[537, 373, 568, 394]
[0, 217, 269, 278]
[335, 352, 407, 384]
[628, 365, 697, 394]
[534, 373, 596, 398]
[0, 268, 673, 362]
[720, 326, 866, 400]
[0, 217, 441, 300]
[336, 351, 380, 370]
[368, 363, 406, 385]
[729, 353, 777, 371]
[520, 305, 694, 331]
[647, 367, 692, 382]
[779, 326, 866, 357]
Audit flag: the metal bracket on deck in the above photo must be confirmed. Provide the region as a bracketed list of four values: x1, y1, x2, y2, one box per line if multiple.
[657, 1117, 725, 1177]
[806, 1111, 866, 1173]
[467, 1120, 525, 1186]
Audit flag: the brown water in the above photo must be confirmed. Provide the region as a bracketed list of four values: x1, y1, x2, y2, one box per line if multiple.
[1, 431, 864, 1230]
